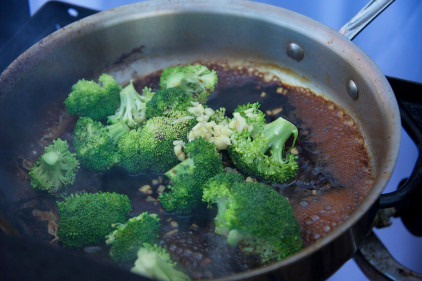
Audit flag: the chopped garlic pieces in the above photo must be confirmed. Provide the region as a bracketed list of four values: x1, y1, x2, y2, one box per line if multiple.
[229, 112, 253, 133]
[184, 102, 233, 150]
[204, 107, 215, 116]
[173, 140, 186, 161]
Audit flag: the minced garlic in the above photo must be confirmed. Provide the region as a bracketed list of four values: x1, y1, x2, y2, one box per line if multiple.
[184, 102, 233, 150]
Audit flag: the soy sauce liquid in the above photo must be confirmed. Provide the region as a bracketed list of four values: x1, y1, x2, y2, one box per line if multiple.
[128, 64, 374, 279]
[17, 63, 373, 281]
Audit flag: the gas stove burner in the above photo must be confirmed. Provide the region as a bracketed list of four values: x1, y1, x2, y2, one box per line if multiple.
[385, 77, 422, 235]
[355, 232, 422, 281]
[354, 76, 422, 281]
[355, 78, 422, 279]
[0, 1, 97, 73]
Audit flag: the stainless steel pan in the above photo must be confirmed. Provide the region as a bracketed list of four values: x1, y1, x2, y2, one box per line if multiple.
[0, 0, 404, 280]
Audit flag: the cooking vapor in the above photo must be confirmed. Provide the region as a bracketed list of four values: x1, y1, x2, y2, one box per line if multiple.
[0, 0, 420, 280]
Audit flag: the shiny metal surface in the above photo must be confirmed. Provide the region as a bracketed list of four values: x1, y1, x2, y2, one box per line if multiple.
[339, 0, 395, 40]
[346, 80, 359, 100]
[0, 0, 402, 280]
[286, 42, 305, 62]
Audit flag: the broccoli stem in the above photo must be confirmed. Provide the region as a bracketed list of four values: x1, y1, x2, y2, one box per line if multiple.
[136, 254, 173, 281]
[261, 117, 298, 164]
[41, 151, 60, 166]
[107, 122, 129, 144]
[214, 198, 230, 236]
[120, 83, 139, 116]
[132, 244, 190, 281]
[227, 229, 245, 246]
[165, 72, 185, 89]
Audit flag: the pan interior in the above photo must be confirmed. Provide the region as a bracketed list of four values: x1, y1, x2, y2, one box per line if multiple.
[0, 1, 400, 280]
[0, 59, 375, 279]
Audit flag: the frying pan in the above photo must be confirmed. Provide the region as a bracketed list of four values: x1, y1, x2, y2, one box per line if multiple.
[0, 0, 415, 280]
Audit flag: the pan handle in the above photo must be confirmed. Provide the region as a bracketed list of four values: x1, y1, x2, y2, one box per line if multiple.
[339, 0, 395, 40]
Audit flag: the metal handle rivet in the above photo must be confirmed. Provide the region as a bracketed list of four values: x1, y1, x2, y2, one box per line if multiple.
[346, 80, 359, 100]
[287, 42, 304, 62]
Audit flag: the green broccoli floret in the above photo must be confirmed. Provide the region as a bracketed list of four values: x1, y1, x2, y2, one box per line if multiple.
[160, 64, 218, 104]
[159, 138, 224, 215]
[73, 117, 121, 172]
[116, 128, 147, 174]
[117, 112, 195, 174]
[108, 82, 154, 128]
[203, 175, 303, 263]
[56, 192, 132, 248]
[201, 172, 244, 235]
[105, 212, 161, 264]
[231, 102, 266, 137]
[64, 74, 121, 121]
[29, 138, 80, 194]
[228, 103, 299, 183]
[158, 176, 201, 216]
[131, 243, 190, 281]
[140, 113, 196, 173]
[165, 137, 223, 184]
[145, 88, 194, 119]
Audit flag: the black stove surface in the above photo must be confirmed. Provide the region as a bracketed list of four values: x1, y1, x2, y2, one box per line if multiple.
[0, 1, 97, 72]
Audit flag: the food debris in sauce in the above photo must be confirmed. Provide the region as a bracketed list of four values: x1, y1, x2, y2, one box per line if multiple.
[195, 63, 373, 247]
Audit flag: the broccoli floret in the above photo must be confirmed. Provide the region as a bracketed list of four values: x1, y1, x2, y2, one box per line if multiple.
[56, 192, 132, 248]
[201, 172, 244, 235]
[116, 128, 147, 174]
[203, 175, 303, 263]
[131, 243, 190, 281]
[159, 138, 224, 215]
[29, 138, 80, 194]
[230, 102, 266, 137]
[140, 113, 196, 173]
[165, 138, 223, 184]
[64, 74, 121, 121]
[145, 88, 194, 119]
[108, 82, 154, 128]
[160, 64, 218, 104]
[158, 176, 202, 216]
[117, 112, 195, 174]
[73, 117, 121, 172]
[228, 103, 299, 183]
[105, 212, 161, 264]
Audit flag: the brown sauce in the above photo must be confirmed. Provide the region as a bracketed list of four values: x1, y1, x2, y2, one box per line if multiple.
[203, 64, 374, 247]
[133, 62, 374, 248]
[15, 62, 374, 280]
